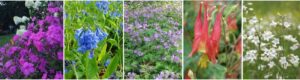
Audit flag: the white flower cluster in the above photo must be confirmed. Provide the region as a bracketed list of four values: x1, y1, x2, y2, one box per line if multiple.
[16, 25, 27, 36]
[13, 16, 29, 36]
[13, 16, 29, 25]
[25, 0, 42, 10]
[243, 2, 300, 79]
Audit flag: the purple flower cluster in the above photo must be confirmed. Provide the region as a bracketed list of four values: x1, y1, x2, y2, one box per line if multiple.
[125, 2, 182, 61]
[0, 1, 63, 79]
[154, 71, 179, 79]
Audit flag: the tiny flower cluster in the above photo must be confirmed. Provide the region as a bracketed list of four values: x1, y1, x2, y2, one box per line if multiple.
[125, 1, 182, 79]
[243, 2, 300, 79]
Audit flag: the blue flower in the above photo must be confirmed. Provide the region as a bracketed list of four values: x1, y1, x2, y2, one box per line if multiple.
[95, 26, 108, 41]
[75, 28, 83, 40]
[89, 50, 94, 59]
[82, 10, 88, 16]
[75, 28, 98, 53]
[110, 11, 121, 17]
[96, 1, 110, 14]
[118, 22, 123, 35]
[104, 59, 110, 67]
[86, 0, 91, 4]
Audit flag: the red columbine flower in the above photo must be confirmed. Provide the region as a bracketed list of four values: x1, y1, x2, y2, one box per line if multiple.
[189, 2, 208, 57]
[235, 36, 242, 55]
[189, 2, 223, 64]
[227, 14, 238, 31]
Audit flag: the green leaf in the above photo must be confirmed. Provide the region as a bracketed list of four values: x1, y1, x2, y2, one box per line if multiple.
[102, 50, 121, 78]
[107, 39, 117, 46]
[83, 52, 99, 79]
[98, 43, 107, 63]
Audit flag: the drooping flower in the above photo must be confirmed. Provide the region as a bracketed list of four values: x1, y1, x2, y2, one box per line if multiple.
[189, 2, 206, 57]
[96, 1, 110, 14]
[227, 14, 238, 31]
[75, 28, 98, 53]
[89, 50, 94, 59]
[235, 37, 242, 55]
[189, 2, 224, 64]
[95, 26, 108, 41]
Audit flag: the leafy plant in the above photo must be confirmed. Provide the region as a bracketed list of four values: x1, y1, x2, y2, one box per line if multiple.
[64, 1, 123, 79]
[184, 1, 241, 79]
[124, 1, 182, 79]
[243, 1, 300, 79]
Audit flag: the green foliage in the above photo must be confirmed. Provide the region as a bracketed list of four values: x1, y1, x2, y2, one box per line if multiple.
[124, 1, 182, 79]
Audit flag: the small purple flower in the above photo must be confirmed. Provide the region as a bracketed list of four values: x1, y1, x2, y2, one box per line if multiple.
[171, 54, 180, 63]
[133, 50, 144, 56]
[0, 47, 5, 53]
[4, 60, 13, 68]
[19, 49, 28, 57]
[38, 20, 45, 27]
[177, 50, 182, 54]
[127, 72, 136, 79]
[42, 73, 47, 79]
[38, 58, 47, 73]
[19, 57, 26, 65]
[8, 66, 17, 74]
[48, 7, 61, 13]
[155, 71, 178, 79]
[13, 35, 19, 41]
[57, 51, 63, 60]
[29, 53, 39, 63]
[21, 62, 35, 77]
[54, 71, 63, 79]
[7, 46, 19, 56]
[144, 37, 150, 42]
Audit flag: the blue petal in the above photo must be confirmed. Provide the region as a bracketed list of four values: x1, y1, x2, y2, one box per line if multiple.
[105, 59, 110, 67]
[96, 26, 108, 41]
[89, 50, 94, 59]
